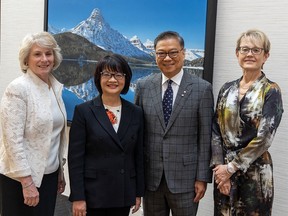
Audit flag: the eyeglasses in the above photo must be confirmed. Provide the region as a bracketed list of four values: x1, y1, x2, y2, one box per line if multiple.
[100, 71, 126, 80]
[238, 47, 264, 55]
[155, 49, 183, 59]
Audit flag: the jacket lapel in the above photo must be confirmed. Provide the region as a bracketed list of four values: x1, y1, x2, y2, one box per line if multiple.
[150, 74, 166, 130]
[117, 98, 133, 147]
[89, 96, 124, 150]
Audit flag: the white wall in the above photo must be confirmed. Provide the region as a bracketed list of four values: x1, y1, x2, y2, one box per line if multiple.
[0, 0, 45, 94]
[1, 0, 287, 215]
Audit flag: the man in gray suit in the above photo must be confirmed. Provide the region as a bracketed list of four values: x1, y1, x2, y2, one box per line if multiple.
[135, 31, 214, 216]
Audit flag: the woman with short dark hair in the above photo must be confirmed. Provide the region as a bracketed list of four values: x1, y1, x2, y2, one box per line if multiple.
[68, 54, 144, 216]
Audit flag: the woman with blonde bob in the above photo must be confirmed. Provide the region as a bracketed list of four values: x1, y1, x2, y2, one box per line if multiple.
[0, 32, 68, 216]
[211, 29, 283, 215]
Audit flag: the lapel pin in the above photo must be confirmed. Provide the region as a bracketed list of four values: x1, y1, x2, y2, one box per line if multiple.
[181, 90, 187, 97]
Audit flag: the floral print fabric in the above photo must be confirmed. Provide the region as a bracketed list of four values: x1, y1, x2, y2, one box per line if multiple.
[211, 73, 283, 216]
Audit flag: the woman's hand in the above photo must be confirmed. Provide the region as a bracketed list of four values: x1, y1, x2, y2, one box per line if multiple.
[131, 197, 141, 214]
[72, 200, 87, 216]
[213, 164, 232, 187]
[57, 173, 66, 194]
[217, 179, 231, 196]
[19, 176, 39, 207]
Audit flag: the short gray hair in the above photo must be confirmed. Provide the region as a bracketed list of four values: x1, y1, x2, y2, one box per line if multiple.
[19, 32, 62, 73]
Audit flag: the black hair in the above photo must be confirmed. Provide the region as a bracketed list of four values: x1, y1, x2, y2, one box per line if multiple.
[154, 31, 185, 49]
[94, 53, 132, 95]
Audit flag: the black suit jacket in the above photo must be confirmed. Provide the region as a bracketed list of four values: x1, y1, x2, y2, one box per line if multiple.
[68, 96, 144, 208]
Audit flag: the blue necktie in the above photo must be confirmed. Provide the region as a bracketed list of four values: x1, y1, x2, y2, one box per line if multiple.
[163, 80, 173, 126]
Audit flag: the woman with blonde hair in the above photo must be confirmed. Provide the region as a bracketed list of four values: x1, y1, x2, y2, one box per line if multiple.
[211, 29, 283, 215]
[0, 32, 67, 216]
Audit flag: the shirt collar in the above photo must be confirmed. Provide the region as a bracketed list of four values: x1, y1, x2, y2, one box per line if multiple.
[161, 69, 184, 86]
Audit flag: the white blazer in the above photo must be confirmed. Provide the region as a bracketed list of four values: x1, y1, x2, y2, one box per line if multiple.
[0, 69, 68, 187]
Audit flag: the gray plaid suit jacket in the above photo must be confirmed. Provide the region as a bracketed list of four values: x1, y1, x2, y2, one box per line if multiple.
[135, 71, 214, 193]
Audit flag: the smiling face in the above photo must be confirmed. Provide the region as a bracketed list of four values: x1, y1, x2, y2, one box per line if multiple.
[236, 37, 269, 73]
[100, 69, 125, 97]
[27, 44, 55, 82]
[155, 38, 185, 78]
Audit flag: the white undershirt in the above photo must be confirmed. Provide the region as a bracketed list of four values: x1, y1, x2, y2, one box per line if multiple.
[44, 88, 64, 174]
[104, 104, 122, 132]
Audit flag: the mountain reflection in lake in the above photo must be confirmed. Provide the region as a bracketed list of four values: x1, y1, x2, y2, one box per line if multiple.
[62, 66, 203, 122]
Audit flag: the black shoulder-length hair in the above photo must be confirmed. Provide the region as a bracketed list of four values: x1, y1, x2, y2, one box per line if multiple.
[94, 53, 132, 95]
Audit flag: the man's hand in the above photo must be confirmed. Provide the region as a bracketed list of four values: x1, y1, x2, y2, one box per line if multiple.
[194, 181, 207, 202]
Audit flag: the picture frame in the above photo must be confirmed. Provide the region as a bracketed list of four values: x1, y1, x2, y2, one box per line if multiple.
[44, 0, 217, 123]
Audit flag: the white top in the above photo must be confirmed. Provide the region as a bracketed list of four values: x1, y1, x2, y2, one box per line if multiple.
[104, 104, 122, 132]
[44, 87, 65, 174]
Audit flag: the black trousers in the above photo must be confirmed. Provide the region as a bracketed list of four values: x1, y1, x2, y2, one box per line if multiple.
[0, 170, 58, 216]
[87, 206, 131, 216]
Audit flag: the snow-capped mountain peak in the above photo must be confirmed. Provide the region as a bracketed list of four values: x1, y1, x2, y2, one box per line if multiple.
[130, 35, 152, 53]
[71, 8, 152, 59]
[143, 39, 154, 50]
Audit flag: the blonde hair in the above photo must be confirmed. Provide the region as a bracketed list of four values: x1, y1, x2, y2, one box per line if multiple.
[19, 32, 62, 72]
[236, 29, 270, 54]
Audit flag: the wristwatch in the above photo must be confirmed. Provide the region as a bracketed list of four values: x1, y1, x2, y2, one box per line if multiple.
[227, 162, 236, 174]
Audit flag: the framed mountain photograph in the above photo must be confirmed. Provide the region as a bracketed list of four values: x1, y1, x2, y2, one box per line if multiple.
[44, 0, 217, 123]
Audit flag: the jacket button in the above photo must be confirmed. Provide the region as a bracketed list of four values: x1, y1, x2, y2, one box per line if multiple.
[120, 169, 125, 174]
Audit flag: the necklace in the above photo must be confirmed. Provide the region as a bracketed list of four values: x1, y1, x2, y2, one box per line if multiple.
[239, 87, 248, 95]
[239, 80, 253, 96]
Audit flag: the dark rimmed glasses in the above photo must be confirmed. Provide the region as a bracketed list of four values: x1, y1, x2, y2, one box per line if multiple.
[155, 48, 184, 59]
[100, 71, 126, 80]
[238, 47, 264, 55]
